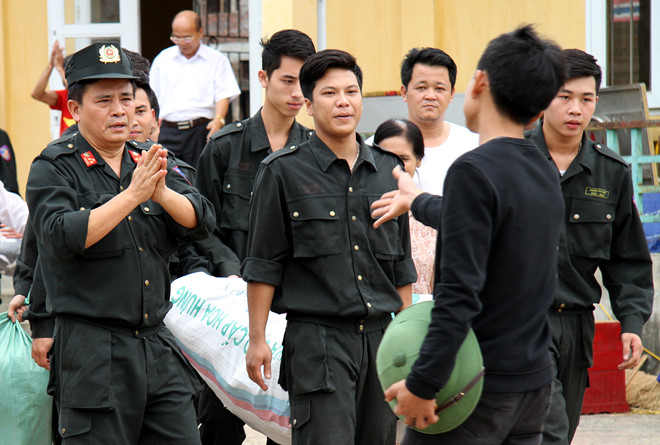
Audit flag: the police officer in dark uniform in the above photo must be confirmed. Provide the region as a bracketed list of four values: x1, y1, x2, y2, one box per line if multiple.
[193, 30, 315, 445]
[526, 49, 654, 445]
[243, 50, 416, 445]
[25, 42, 214, 444]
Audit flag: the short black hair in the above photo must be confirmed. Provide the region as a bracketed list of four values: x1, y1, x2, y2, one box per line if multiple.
[260, 29, 316, 78]
[123, 48, 150, 86]
[477, 25, 565, 125]
[373, 119, 425, 161]
[563, 49, 602, 93]
[299, 49, 363, 101]
[137, 84, 160, 120]
[401, 48, 457, 90]
[68, 79, 136, 104]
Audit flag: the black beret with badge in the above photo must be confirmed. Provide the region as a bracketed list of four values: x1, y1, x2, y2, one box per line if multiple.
[65, 42, 138, 86]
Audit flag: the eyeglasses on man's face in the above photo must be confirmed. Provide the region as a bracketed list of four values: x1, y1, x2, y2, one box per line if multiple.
[170, 35, 195, 43]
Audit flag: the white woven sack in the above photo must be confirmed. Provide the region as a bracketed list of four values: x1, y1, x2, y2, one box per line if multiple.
[165, 273, 290, 444]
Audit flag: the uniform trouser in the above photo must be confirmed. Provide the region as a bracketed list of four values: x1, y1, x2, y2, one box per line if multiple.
[50, 318, 201, 444]
[281, 320, 397, 445]
[541, 312, 592, 445]
[402, 385, 552, 445]
[158, 123, 208, 168]
[196, 383, 281, 445]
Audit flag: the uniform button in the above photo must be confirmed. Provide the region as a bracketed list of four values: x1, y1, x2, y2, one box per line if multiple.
[596, 144, 601, 149]
[120, 185, 124, 191]
[329, 211, 336, 217]
[357, 275, 363, 281]
[359, 321, 365, 332]
[573, 214, 580, 220]
[354, 245, 359, 251]
[352, 216, 357, 222]
[293, 211, 299, 218]
[128, 216, 133, 221]
[236, 122, 242, 128]
[556, 246, 559, 251]
[144, 207, 150, 212]
[138, 247, 144, 252]
[292, 419, 297, 425]
[349, 186, 354, 193]
[290, 145, 295, 150]
[606, 214, 612, 220]
[61, 428, 66, 434]
[144, 280, 150, 286]
[135, 330, 140, 336]
[67, 144, 73, 148]
[559, 303, 566, 308]
[144, 313, 149, 319]
[367, 302, 372, 308]
[226, 184, 231, 189]
[80, 207, 85, 211]
[557, 308, 563, 313]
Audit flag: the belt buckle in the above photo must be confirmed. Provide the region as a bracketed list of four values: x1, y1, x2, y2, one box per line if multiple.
[177, 120, 193, 130]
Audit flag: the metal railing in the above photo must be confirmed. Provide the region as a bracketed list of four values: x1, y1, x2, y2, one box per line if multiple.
[587, 120, 660, 222]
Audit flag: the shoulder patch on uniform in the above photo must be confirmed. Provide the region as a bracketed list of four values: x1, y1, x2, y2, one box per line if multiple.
[592, 141, 628, 167]
[262, 144, 299, 165]
[40, 135, 78, 160]
[0, 145, 12, 162]
[209, 120, 245, 140]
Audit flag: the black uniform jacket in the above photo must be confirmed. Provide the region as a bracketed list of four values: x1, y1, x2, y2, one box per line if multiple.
[527, 125, 653, 337]
[25, 133, 215, 330]
[241, 133, 417, 318]
[195, 109, 312, 276]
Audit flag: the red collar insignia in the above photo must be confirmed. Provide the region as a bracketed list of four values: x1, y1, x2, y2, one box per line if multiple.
[129, 150, 141, 164]
[80, 151, 98, 167]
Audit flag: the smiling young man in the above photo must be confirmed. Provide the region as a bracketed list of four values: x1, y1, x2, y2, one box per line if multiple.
[526, 49, 654, 445]
[193, 29, 315, 445]
[25, 42, 214, 444]
[242, 49, 416, 445]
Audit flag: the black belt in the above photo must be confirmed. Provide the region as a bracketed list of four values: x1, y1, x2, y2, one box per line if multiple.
[162, 117, 210, 130]
[286, 312, 392, 334]
[548, 306, 593, 315]
[59, 315, 163, 338]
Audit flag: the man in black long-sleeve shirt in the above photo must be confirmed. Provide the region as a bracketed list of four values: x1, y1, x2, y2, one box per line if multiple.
[377, 26, 567, 444]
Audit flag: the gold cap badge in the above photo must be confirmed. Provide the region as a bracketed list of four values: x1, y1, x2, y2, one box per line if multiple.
[99, 45, 121, 64]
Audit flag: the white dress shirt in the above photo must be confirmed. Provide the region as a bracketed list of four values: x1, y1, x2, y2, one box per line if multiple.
[151, 43, 241, 122]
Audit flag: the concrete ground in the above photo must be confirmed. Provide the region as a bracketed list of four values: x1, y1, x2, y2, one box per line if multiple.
[242, 413, 660, 445]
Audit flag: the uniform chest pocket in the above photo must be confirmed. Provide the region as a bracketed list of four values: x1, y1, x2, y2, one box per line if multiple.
[289, 197, 343, 257]
[221, 173, 254, 231]
[367, 197, 403, 260]
[78, 191, 125, 260]
[567, 198, 615, 259]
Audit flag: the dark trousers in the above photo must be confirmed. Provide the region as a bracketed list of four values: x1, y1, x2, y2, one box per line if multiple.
[402, 385, 552, 445]
[50, 318, 201, 444]
[281, 320, 397, 445]
[159, 122, 209, 168]
[541, 313, 592, 445]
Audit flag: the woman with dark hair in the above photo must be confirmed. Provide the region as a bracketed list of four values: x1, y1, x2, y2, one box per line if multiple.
[373, 119, 435, 295]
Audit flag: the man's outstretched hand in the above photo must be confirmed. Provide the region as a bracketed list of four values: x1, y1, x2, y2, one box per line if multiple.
[371, 166, 422, 229]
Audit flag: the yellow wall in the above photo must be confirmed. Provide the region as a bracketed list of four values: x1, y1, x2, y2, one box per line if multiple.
[1, 0, 51, 195]
[435, 0, 586, 92]
[264, 0, 585, 96]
